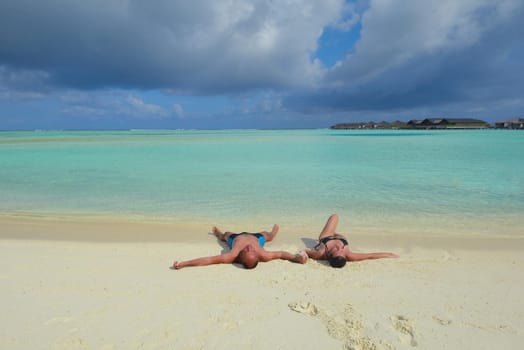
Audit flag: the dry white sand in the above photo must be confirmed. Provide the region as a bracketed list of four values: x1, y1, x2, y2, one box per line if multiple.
[1, 216, 523, 349]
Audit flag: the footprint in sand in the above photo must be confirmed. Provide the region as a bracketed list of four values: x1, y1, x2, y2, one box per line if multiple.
[392, 315, 417, 347]
[288, 301, 319, 316]
[289, 301, 391, 350]
[432, 316, 452, 326]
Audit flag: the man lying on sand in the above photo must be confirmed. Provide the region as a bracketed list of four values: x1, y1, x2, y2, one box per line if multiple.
[173, 224, 308, 270]
[305, 214, 399, 268]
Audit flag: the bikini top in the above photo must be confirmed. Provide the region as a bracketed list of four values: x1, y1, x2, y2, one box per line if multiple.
[317, 236, 348, 248]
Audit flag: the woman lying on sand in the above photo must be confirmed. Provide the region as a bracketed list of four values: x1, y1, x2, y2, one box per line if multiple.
[173, 224, 308, 270]
[305, 214, 399, 268]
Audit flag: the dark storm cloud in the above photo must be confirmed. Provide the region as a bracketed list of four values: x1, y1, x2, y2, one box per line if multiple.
[0, 0, 343, 93]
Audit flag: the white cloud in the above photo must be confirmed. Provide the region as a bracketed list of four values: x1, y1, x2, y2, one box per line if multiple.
[125, 95, 168, 118]
[60, 91, 169, 120]
[331, 1, 362, 32]
[0, 66, 50, 100]
[283, 0, 524, 120]
[327, 0, 523, 86]
[173, 103, 184, 118]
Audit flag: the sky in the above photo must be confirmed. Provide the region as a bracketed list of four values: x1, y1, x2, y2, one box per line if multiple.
[1, 0, 523, 130]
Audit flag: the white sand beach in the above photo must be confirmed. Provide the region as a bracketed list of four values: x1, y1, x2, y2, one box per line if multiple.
[1, 216, 523, 349]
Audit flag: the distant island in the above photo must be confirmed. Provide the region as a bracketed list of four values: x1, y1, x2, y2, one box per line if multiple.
[331, 118, 524, 130]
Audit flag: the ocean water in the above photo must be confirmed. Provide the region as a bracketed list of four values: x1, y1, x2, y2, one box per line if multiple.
[1, 129, 523, 236]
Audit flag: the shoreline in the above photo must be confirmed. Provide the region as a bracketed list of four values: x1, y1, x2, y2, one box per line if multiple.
[2, 207, 523, 238]
[2, 214, 523, 250]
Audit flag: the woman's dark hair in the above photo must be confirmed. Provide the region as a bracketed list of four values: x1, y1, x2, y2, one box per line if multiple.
[328, 255, 347, 268]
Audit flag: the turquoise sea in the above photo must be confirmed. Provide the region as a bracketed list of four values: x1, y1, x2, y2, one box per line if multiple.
[1, 129, 523, 236]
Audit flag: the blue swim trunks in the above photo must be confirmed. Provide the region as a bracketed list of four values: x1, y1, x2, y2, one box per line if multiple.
[227, 233, 266, 249]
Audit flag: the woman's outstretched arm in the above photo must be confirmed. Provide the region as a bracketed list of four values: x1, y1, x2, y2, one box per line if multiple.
[260, 250, 308, 264]
[346, 251, 399, 262]
[305, 246, 325, 260]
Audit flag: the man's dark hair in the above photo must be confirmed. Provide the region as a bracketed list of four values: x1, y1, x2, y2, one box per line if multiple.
[328, 255, 347, 268]
[243, 261, 258, 269]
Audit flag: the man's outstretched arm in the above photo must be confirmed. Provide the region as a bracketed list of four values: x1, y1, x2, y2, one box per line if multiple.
[173, 253, 235, 269]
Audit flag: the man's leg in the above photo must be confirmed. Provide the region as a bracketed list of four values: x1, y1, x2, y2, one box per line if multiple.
[212, 226, 234, 242]
[260, 224, 279, 242]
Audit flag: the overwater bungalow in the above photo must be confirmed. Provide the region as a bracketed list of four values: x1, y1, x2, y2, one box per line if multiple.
[407, 118, 489, 129]
[495, 118, 524, 129]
